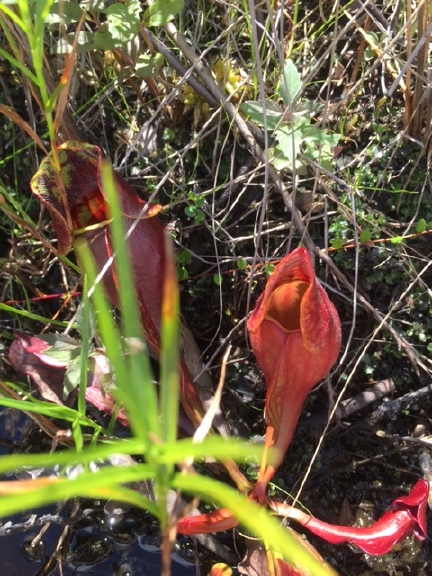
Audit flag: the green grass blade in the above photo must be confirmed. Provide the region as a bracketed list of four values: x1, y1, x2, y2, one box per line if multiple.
[0, 464, 160, 519]
[159, 235, 180, 446]
[74, 240, 134, 431]
[0, 438, 147, 475]
[0, 303, 70, 328]
[157, 437, 264, 465]
[77, 275, 90, 418]
[0, 5, 25, 29]
[0, 48, 39, 86]
[173, 473, 336, 576]
[99, 161, 159, 441]
[0, 395, 102, 430]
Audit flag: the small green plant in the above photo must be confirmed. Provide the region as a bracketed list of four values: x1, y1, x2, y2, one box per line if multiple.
[407, 321, 427, 343]
[176, 249, 192, 280]
[241, 60, 340, 173]
[184, 190, 206, 224]
[43, 0, 183, 53]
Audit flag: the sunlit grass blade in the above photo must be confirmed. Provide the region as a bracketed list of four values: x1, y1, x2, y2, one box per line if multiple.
[0, 46, 39, 86]
[0, 395, 102, 431]
[173, 473, 337, 576]
[0, 183, 38, 224]
[74, 240, 134, 430]
[159, 235, 180, 447]
[0, 5, 24, 28]
[77, 275, 90, 419]
[99, 161, 159, 441]
[0, 303, 70, 328]
[156, 436, 264, 465]
[0, 438, 148, 475]
[0, 464, 160, 519]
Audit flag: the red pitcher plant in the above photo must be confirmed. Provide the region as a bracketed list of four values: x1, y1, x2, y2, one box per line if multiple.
[176, 248, 428, 572]
[26, 140, 205, 428]
[9, 143, 429, 576]
[247, 247, 341, 503]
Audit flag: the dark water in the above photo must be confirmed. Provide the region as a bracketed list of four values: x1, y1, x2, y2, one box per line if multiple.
[0, 491, 202, 576]
[0, 408, 201, 576]
[0, 521, 201, 575]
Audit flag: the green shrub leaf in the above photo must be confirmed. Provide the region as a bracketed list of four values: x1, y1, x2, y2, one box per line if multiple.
[416, 218, 427, 234]
[144, 0, 184, 27]
[278, 60, 302, 107]
[359, 229, 372, 243]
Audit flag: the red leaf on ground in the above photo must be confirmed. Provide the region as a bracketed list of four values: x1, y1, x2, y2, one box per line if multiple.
[8, 333, 128, 424]
[9, 334, 74, 405]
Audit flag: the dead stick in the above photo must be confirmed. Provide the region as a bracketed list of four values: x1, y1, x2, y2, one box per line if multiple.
[299, 379, 396, 432]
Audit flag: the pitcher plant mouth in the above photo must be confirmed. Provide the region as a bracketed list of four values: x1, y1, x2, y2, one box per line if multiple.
[247, 247, 341, 495]
[264, 280, 308, 332]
